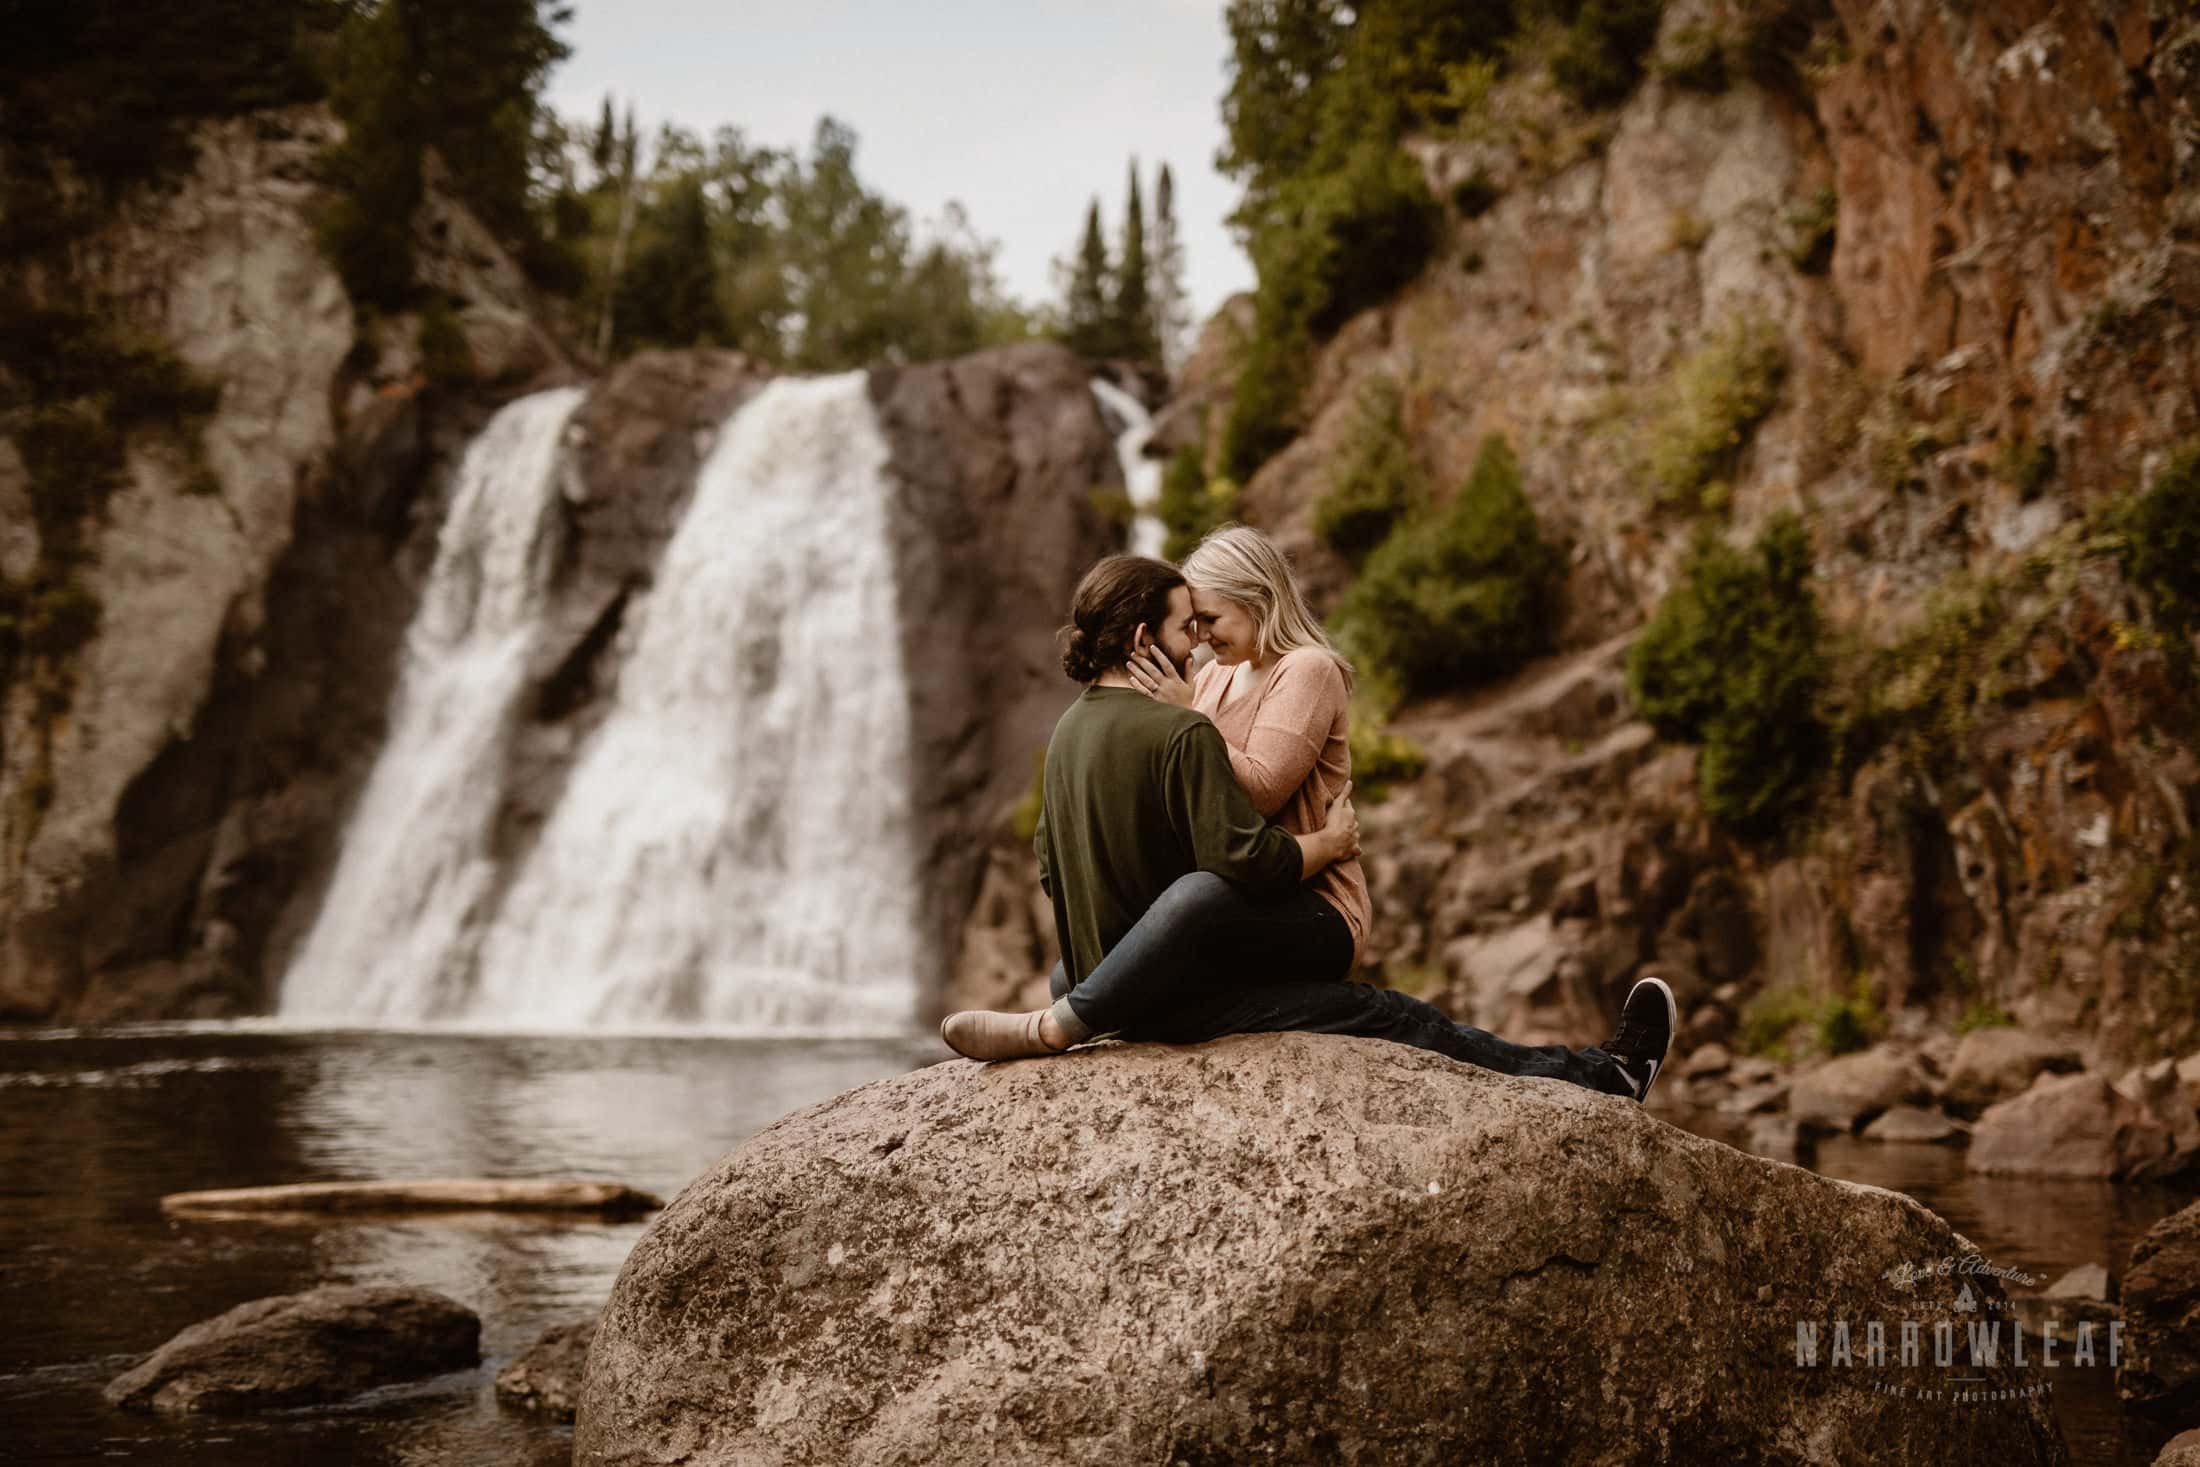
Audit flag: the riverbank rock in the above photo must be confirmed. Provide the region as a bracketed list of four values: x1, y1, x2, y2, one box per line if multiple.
[2122, 1202, 2200, 1421]
[1969, 1073, 2199, 1181]
[497, 1315, 597, 1423]
[575, 1032, 2065, 1465]
[1788, 1045, 1930, 1134]
[1861, 1104, 1966, 1145]
[1942, 1029, 2087, 1116]
[104, 1285, 479, 1414]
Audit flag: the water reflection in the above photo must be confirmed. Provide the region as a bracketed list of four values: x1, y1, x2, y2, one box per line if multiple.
[0, 1027, 938, 1466]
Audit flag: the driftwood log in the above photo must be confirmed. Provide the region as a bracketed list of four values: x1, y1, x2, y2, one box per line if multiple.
[160, 1178, 662, 1218]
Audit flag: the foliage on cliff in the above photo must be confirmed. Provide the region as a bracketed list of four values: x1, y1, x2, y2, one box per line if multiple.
[1334, 433, 1559, 696]
[1215, 0, 1671, 479]
[1627, 512, 1827, 839]
[0, 0, 341, 202]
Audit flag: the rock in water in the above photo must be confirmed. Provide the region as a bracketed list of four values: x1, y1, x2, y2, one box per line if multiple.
[497, 1316, 598, 1422]
[104, 1286, 479, 1414]
[2122, 1202, 2200, 1420]
[575, 1033, 2065, 1465]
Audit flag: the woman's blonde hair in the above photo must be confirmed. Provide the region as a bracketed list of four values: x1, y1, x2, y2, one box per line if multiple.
[1181, 524, 1354, 692]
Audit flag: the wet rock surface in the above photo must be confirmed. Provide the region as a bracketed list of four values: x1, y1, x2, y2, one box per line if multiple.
[103, 1285, 479, 1415]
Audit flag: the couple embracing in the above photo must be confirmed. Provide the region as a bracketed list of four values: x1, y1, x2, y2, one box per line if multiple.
[941, 525, 1674, 1102]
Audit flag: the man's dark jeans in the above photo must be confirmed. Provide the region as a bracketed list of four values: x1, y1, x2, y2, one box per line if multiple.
[1046, 871, 1633, 1098]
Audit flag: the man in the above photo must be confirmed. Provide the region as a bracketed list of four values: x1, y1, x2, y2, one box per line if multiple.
[940, 555, 1674, 1103]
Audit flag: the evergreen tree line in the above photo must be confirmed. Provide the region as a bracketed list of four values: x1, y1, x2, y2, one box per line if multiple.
[537, 107, 1036, 368]
[1056, 159, 1192, 374]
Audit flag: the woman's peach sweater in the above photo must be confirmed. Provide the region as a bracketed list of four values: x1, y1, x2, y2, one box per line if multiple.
[1190, 647, 1370, 966]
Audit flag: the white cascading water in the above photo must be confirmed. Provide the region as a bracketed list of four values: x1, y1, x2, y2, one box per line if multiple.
[279, 386, 586, 1022]
[1090, 377, 1166, 557]
[459, 371, 922, 1033]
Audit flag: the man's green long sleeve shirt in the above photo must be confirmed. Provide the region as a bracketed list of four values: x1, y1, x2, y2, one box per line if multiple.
[1032, 685, 1303, 987]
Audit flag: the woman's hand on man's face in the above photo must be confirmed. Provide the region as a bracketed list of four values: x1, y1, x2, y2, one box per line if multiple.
[1126, 643, 1195, 709]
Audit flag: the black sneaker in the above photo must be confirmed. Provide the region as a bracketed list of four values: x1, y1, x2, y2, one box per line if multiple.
[1603, 976, 1676, 1103]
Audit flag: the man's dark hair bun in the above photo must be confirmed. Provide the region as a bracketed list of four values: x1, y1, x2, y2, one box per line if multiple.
[1060, 625, 1102, 682]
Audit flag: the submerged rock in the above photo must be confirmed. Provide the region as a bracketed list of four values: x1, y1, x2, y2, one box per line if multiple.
[1861, 1105, 1967, 1145]
[104, 1285, 478, 1414]
[497, 1315, 598, 1423]
[575, 1032, 2064, 1465]
[2012, 1263, 2117, 1342]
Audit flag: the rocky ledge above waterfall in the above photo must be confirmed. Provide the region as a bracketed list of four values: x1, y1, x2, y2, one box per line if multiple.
[575, 1031, 2068, 1465]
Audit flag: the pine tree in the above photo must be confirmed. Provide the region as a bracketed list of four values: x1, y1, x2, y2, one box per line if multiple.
[615, 174, 726, 349]
[1062, 198, 1112, 359]
[590, 93, 616, 178]
[1113, 159, 1157, 366]
[1151, 161, 1192, 376]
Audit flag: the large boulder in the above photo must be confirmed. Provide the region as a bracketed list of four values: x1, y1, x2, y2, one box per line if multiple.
[104, 1285, 479, 1414]
[1969, 1073, 2199, 1181]
[2122, 1202, 2200, 1421]
[576, 1033, 2065, 1465]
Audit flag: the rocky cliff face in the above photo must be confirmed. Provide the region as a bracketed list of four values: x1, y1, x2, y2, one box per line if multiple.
[1129, 0, 2200, 1068]
[0, 105, 1117, 1023]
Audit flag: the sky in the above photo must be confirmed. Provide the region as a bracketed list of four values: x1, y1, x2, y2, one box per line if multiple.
[545, 0, 1257, 329]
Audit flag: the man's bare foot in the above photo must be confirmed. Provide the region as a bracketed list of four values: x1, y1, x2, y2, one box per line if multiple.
[939, 1008, 1072, 1061]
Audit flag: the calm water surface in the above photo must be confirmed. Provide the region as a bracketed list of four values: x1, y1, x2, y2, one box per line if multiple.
[0, 1026, 939, 1465]
[3, 1028, 2190, 1464]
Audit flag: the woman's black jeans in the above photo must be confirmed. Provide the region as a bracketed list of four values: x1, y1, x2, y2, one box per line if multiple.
[1044, 871, 1633, 1098]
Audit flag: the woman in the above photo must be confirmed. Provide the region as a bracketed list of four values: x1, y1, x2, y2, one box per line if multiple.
[1120, 523, 1368, 981]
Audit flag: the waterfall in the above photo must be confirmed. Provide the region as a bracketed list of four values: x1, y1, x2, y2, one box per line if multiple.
[1090, 378, 1166, 558]
[460, 372, 922, 1033]
[279, 386, 586, 1022]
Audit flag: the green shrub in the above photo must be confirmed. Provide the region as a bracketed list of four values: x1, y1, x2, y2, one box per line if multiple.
[1157, 444, 1240, 562]
[418, 301, 476, 385]
[1085, 485, 1137, 534]
[1346, 666, 1428, 801]
[1627, 512, 1827, 838]
[1736, 987, 1815, 1060]
[1994, 435, 2057, 500]
[1313, 377, 1426, 563]
[1655, 23, 1729, 91]
[1784, 185, 1838, 274]
[2120, 439, 2200, 638]
[1550, 0, 1666, 110]
[1954, 1001, 2016, 1035]
[1815, 977, 1884, 1056]
[1334, 433, 1560, 696]
[1738, 978, 1881, 1061]
[1642, 314, 1787, 512]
